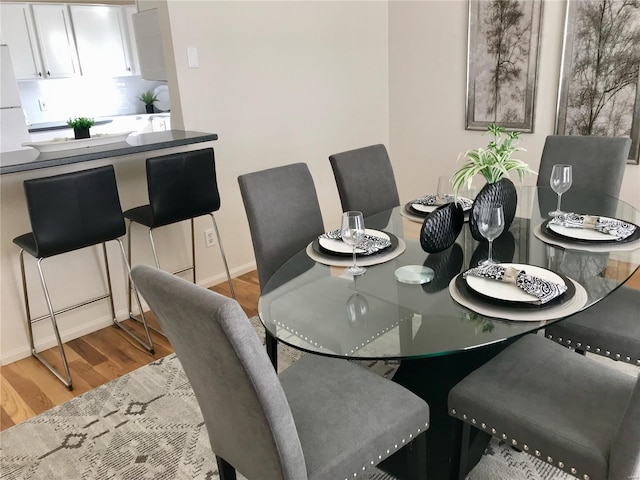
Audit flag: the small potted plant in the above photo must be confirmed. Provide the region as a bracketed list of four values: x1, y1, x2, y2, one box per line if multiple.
[67, 117, 95, 140]
[451, 124, 536, 240]
[138, 90, 158, 114]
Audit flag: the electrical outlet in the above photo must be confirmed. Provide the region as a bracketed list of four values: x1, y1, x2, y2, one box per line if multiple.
[38, 99, 47, 111]
[204, 228, 217, 247]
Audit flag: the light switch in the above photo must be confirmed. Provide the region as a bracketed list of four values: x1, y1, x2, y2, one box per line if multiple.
[187, 47, 199, 68]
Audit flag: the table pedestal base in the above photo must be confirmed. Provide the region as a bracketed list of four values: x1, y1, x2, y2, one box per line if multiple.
[380, 337, 518, 479]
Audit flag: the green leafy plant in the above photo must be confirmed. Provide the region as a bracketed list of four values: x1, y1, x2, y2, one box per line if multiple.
[451, 124, 536, 195]
[137, 90, 158, 106]
[66, 117, 95, 129]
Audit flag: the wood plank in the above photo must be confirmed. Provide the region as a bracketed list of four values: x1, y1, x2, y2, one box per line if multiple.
[1, 405, 16, 430]
[12, 357, 75, 407]
[0, 374, 37, 429]
[67, 337, 108, 366]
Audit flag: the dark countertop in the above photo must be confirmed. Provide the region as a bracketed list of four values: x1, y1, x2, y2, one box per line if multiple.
[0, 130, 218, 175]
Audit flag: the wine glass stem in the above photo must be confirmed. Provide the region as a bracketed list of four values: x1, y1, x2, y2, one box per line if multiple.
[556, 193, 562, 213]
[352, 244, 357, 269]
[487, 240, 494, 263]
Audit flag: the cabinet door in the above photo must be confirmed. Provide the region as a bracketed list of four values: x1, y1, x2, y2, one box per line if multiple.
[0, 3, 43, 79]
[31, 4, 79, 78]
[132, 9, 167, 81]
[124, 5, 141, 75]
[70, 5, 132, 76]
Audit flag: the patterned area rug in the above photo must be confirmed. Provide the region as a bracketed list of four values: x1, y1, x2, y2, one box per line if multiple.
[2, 318, 636, 480]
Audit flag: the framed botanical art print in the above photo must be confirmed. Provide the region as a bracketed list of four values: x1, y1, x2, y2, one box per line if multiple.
[466, 0, 543, 132]
[556, 0, 640, 164]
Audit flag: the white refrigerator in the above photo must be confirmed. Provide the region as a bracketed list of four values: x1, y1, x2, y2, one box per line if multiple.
[1, 44, 32, 152]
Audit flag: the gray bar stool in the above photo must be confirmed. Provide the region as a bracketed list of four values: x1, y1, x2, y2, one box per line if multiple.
[13, 165, 154, 390]
[123, 148, 235, 329]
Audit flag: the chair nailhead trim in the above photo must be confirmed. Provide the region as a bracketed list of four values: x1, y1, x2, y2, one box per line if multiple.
[576, 342, 582, 347]
[586, 345, 591, 350]
[450, 412, 597, 479]
[566, 340, 572, 345]
[558, 337, 563, 342]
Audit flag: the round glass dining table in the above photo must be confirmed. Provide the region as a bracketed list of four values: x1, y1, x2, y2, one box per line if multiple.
[258, 186, 640, 479]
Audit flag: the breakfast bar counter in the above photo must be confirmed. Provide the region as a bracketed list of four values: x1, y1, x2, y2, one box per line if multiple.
[0, 129, 220, 366]
[0, 130, 218, 175]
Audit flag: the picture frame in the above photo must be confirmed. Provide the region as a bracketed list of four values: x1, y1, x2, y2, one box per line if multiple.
[465, 0, 543, 133]
[555, 0, 640, 164]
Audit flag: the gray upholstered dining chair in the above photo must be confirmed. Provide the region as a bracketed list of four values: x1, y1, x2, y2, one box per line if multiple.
[536, 135, 631, 216]
[132, 264, 430, 480]
[329, 144, 401, 218]
[238, 163, 325, 370]
[448, 333, 639, 480]
[538, 135, 639, 366]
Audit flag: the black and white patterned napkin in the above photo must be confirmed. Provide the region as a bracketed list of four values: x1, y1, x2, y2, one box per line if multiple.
[463, 264, 567, 305]
[320, 230, 391, 255]
[550, 213, 636, 241]
[413, 194, 473, 210]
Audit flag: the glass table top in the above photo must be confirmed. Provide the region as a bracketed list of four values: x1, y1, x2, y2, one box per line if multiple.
[258, 186, 640, 360]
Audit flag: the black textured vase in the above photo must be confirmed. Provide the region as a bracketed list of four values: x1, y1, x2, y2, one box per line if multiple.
[469, 177, 517, 241]
[420, 202, 464, 253]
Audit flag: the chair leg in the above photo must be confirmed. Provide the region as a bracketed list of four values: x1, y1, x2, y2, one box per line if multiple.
[148, 227, 161, 269]
[451, 421, 471, 480]
[266, 330, 278, 370]
[31, 256, 73, 390]
[190, 218, 197, 284]
[216, 456, 237, 480]
[407, 431, 427, 480]
[209, 213, 236, 299]
[113, 239, 155, 354]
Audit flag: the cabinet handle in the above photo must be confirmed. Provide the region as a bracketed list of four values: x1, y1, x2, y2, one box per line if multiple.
[127, 67, 131, 71]
[38, 72, 42, 77]
[47, 71, 50, 76]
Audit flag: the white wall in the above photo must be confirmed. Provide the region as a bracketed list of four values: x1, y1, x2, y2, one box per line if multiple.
[164, 0, 390, 268]
[0, 0, 390, 363]
[388, 0, 640, 209]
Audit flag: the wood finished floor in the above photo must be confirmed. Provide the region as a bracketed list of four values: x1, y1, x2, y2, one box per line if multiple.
[0, 271, 260, 432]
[2, 267, 639, 432]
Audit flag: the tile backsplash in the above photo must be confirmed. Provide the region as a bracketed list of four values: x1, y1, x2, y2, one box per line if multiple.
[18, 75, 167, 125]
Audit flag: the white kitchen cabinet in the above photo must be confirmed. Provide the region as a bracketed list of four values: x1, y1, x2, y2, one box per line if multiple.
[0, 3, 43, 79]
[132, 8, 167, 81]
[70, 5, 133, 77]
[124, 5, 141, 75]
[31, 4, 79, 78]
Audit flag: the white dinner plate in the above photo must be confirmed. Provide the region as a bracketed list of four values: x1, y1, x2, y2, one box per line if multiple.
[411, 196, 472, 214]
[465, 263, 566, 304]
[547, 221, 619, 242]
[153, 85, 171, 111]
[318, 229, 390, 255]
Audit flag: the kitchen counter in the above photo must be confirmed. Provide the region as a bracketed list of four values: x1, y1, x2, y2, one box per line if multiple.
[0, 130, 217, 175]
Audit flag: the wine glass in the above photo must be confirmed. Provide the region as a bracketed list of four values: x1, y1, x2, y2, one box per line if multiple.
[476, 204, 505, 265]
[341, 211, 366, 276]
[549, 164, 572, 217]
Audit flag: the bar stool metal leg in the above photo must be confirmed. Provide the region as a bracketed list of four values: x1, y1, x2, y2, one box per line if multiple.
[112, 239, 154, 353]
[18, 249, 73, 390]
[209, 213, 236, 299]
